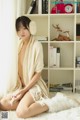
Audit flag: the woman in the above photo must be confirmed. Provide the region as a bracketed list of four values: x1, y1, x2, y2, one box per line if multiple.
[0, 16, 49, 118]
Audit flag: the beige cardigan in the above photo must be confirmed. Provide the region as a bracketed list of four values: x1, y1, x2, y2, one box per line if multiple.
[9, 36, 48, 98]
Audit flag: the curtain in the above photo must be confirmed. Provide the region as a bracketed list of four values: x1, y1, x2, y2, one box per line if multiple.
[0, 0, 26, 97]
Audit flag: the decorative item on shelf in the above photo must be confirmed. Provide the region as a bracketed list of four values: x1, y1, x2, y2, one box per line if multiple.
[76, 56, 80, 68]
[51, 24, 71, 41]
[64, 3, 74, 13]
[51, 0, 74, 14]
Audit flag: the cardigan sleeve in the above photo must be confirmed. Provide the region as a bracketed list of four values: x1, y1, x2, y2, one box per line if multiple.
[34, 41, 44, 73]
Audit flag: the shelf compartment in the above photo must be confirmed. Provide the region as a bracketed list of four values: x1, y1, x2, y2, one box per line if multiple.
[50, 15, 74, 41]
[49, 70, 73, 92]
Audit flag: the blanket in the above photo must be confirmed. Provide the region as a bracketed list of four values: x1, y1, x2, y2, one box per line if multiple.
[1, 106, 80, 120]
[0, 92, 80, 120]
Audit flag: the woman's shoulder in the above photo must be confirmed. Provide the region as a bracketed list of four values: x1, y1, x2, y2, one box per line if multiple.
[33, 40, 42, 49]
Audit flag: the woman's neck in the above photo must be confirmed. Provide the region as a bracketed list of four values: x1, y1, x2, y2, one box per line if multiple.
[23, 38, 30, 45]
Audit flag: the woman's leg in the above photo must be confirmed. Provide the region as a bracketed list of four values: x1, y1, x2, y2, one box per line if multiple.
[0, 94, 19, 110]
[16, 92, 49, 118]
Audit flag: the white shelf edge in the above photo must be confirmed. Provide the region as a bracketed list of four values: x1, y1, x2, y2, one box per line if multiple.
[75, 68, 80, 70]
[38, 41, 48, 43]
[50, 41, 74, 43]
[50, 14, 75, 16]
[49, 68, 74, 70]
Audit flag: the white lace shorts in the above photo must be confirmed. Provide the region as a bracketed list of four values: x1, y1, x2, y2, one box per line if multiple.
[29, 85, 48, 106]
[29, 85, 43, 101]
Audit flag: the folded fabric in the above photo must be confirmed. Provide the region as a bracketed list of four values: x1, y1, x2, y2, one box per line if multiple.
[41, 92, 80, 112]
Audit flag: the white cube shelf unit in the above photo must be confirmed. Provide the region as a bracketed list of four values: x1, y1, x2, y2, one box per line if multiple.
[21, 0, 80, 94]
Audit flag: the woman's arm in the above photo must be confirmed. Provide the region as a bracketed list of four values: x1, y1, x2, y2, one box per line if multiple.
[18, 74, 25, 87]
[11, 72, 41, 103]
[23, 72, 41, 92]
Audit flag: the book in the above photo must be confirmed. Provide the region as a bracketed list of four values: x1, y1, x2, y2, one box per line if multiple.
[49, 47, 60, 67]
[38, 0, 42, 14]
[56, 47, 60, 67]
[76, 24, 80, 36]
[27, 0, 36, 14]
[77, 3, 80, 13]
[49, 87, 62, 92]
[38, 0, 48, 14]
[53, 47, 57, 67]
[42, 0, 48, 14]
[49, 46, 54, 67]
[49, 46, 57, 67]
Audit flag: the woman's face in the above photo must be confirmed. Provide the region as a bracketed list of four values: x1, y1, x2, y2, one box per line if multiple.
[17, 23, 31, 41]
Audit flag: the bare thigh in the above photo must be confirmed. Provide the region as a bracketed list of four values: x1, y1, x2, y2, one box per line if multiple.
[16, 92, 48, 118]
[16, 92, 35, 118]
[0, 94, 19, 110]
[16, 92, 35, 110]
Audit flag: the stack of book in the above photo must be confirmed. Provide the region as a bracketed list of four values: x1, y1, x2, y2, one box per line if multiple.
[49, 46, 60, 68]
[49, 83, 73, 92]
[27, 0, 37, 14]
[27, 0, 48, 14]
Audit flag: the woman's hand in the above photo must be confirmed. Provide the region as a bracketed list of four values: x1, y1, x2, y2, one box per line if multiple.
[10, 89, 27, 105]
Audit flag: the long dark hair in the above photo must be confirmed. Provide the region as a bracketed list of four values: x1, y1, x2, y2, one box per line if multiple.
[15, 16, 31, 32]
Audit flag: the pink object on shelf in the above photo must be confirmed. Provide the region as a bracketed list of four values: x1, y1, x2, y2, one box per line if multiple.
[51, 1, 65, 14]
[51, 0, 73, 14]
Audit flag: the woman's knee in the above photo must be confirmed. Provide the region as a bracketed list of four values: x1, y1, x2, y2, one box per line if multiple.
[16, 106, 30, 118]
